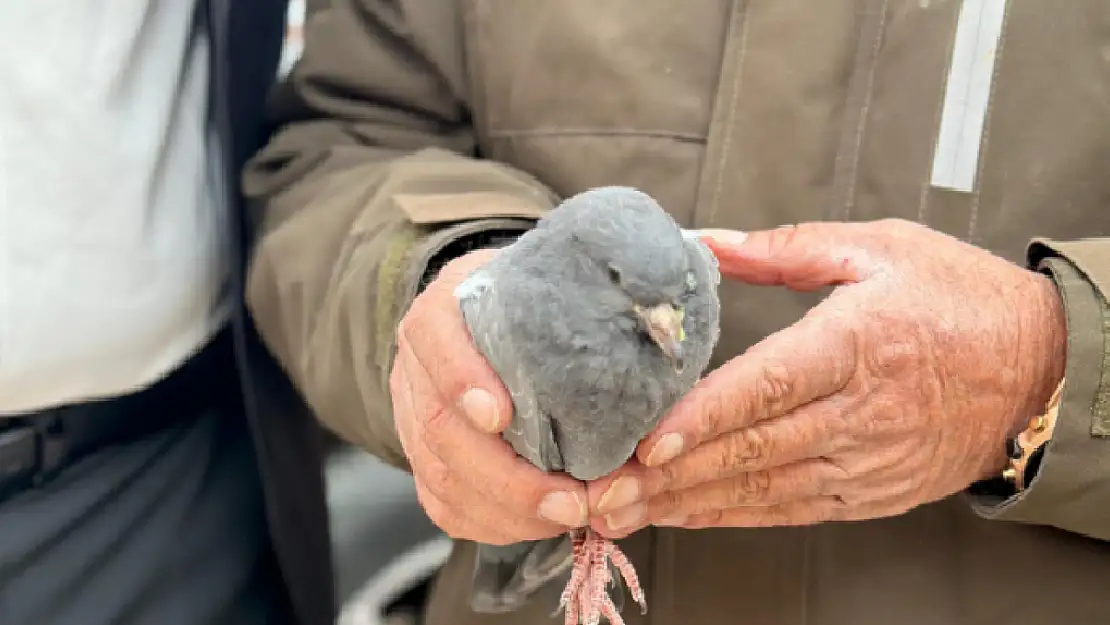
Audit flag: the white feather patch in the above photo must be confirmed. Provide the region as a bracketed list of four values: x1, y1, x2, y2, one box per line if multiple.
[453, 270, 495, 301]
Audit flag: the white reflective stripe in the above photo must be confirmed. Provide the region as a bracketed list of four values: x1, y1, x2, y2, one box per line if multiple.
[929, 0, 1008, 193]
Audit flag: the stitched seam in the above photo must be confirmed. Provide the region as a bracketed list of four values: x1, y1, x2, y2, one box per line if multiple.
[706, 2, 751, 225]
[966, 0, 1012, 243]
[840, 0, 889, 221]
[1095, 295, 1110, 435]
[487, 128, 705, 141]
[918, 3, 964, 222]
[464, 0, 492, 149]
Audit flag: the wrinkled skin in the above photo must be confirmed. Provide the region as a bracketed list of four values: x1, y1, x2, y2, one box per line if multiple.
[390, 249, 588, 545]
[587, 219, 1068, 534]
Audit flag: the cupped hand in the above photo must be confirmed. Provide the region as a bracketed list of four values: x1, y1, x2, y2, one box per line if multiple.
[390, 249, 587, 545]
[587, 219, 1066, 535]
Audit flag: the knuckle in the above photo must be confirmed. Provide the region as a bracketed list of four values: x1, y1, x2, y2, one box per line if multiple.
[498, 479, 545, 516]
[420, 461, 456, 499]
[657, 460, 686, 491]
[754, 363, 796, 416]
[654, 489, 685, 517]
[733, 427, 773, 469]
[706, 439, 734, 478]
[733, 470, 772, 504]
[421, 401, 453, 444]
[696, 389, 731, 442]
[769, 224, 804, 254]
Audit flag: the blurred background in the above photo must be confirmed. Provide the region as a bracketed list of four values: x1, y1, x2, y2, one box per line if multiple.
[279, 4, 450, 625]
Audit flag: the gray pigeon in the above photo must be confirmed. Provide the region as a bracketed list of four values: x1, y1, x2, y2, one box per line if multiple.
[453, 186, 721, 625]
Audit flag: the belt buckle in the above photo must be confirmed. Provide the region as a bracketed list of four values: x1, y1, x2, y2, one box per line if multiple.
[0, 414, 69, 489]
[0, 427, 38, 482]
[31, 414, 69, 486]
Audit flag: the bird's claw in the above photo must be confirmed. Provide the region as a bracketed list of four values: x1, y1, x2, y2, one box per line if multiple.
[557, 527, 646, 625]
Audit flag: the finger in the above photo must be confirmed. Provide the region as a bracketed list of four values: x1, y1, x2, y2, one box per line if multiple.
[628, 397, 850, 498]
[414, 479, 517, 545]
[591, 459, 846, 538]
[589, 398, 846, 512]
[680, 491, 915, 529]
[696, 224, 874, 290]
[404, 405, 566, 542]
[400, 342, 588, 529]
[413, 447, 569, 542]
[400, 250, 513, 434]
[399, 350, 571, 542]
[637, 314, 856, 467]
[642, 459, 846, 525]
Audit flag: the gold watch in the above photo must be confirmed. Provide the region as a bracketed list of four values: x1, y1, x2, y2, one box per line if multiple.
[1002, 378, 1064, 493]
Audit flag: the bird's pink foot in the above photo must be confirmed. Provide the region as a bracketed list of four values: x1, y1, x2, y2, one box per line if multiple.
[557, 528, 646, 625]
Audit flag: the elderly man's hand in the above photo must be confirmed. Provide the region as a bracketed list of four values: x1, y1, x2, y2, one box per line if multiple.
[587, 219, 1067, 535]
[390, 250, 588, 545]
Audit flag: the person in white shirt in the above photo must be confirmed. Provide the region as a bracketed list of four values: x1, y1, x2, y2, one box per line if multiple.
[0, 3, 334, 624]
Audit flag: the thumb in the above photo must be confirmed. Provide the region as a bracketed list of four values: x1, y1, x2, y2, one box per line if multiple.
[697, 224, 873, 291]
[403, 250, 514, 435]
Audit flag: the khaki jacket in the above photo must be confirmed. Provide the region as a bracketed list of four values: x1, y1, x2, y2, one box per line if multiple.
[243, 2, 1110, 624]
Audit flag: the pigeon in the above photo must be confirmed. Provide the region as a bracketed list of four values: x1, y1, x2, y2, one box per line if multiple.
[453, 186, 721, 625]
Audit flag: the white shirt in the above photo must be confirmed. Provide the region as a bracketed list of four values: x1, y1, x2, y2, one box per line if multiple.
[0, 1, 231, 415]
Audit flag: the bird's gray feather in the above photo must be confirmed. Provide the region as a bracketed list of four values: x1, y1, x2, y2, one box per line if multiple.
[454, 186, 721, 613]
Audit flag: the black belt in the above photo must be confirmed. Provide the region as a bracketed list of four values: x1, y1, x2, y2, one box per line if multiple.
[0, 328, 237, 501]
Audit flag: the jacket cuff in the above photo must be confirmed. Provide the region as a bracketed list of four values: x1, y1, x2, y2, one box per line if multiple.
[368, 193, 549, 461]
[378, 190, 550, 363]
[968, 244, 1110, 541]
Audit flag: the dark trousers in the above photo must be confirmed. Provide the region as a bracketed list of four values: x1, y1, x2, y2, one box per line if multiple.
[0, 330, 289, 625]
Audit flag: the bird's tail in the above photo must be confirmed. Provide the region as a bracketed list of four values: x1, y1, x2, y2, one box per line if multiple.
[469, 537, 629, 616]
[469, 537, 574, 613]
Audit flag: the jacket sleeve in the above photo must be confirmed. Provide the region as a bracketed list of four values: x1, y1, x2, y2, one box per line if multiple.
[969, 237, 1110, 541]
[241, 0, 557, 470]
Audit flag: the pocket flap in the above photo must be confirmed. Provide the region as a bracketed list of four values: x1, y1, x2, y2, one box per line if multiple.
[393, 192, 549, 225]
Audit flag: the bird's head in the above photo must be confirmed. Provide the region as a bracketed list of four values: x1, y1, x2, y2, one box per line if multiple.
[539, 186, 697, 371]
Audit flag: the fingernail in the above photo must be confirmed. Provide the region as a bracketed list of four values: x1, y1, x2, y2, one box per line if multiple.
[655, 514, 688, 527]
[596, 477, 642, 514]
[701, 229, 748, 247]
[645, 433, 684, 467]
[605, 503, 647, 531]
[538, 491, 586, 527]
[459, 388, 500, 433]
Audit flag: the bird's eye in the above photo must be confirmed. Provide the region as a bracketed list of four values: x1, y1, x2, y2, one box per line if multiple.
[607, 265, 622, 284]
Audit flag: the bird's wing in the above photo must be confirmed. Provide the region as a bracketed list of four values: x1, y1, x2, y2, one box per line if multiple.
[456, 266, 564, 472]
[455, 265, 574, 613]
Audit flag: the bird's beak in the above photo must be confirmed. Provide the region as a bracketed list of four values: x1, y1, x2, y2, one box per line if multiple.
[634, 302, 686, 371]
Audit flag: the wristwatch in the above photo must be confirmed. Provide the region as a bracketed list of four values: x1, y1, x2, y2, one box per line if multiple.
[970, 378, 1064, 497]
[1003, 378, 1064, 492]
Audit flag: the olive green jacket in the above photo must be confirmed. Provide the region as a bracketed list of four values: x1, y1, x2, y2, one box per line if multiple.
[243, 2, 1110, 623]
